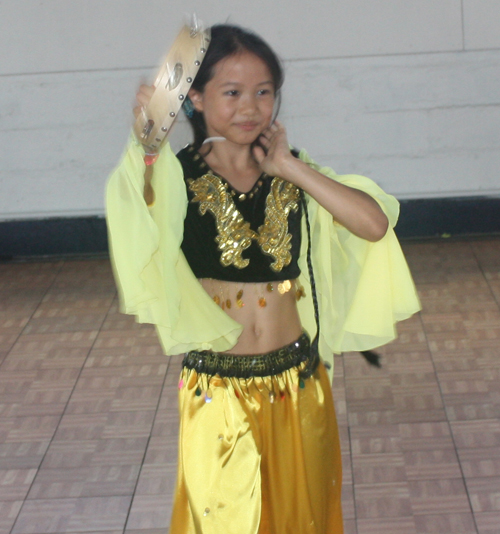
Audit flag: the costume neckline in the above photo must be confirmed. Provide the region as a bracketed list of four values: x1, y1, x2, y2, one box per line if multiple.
[186, 144, 268, 201]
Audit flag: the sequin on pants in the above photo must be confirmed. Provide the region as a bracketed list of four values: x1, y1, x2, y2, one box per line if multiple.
[169, 338, 343, 534]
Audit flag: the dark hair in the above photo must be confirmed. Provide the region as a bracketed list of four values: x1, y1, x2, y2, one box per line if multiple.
[185, 24, 284, 150]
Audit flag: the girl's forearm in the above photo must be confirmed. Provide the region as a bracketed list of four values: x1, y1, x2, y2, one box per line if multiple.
[282, 158, 389, 242]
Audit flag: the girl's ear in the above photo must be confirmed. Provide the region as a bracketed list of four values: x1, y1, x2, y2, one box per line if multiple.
[188, 89, 204, 112]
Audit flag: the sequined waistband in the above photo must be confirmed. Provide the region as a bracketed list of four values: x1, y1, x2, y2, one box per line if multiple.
[182, 333, 318, 379]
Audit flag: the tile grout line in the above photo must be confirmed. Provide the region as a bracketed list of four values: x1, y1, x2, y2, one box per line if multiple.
[122, 355, 172, 533]
[347, 352, 418, 531]
[8, 261, 120, 534]
[415, 242, 480, 534]
[4, 260, 66, 534]
[3, 240, 500, 533]
[0, 260, 65, 374]
[340, 354, 359, 533]
[471, 241, 500, 312]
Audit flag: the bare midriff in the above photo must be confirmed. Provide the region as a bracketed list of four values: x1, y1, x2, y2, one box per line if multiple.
[199, 279, 304, 355]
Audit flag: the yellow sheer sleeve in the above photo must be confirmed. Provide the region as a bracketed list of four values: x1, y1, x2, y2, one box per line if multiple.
[295, 149, 421, 377]
[106, 141, 420, 379]
[105, 139, 243, 355]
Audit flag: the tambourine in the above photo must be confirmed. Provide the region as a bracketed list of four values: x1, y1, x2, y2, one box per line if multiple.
[134, 19, 211, 153]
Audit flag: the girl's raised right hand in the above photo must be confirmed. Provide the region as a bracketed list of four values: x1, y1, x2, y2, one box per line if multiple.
[133, 84, 155, 119]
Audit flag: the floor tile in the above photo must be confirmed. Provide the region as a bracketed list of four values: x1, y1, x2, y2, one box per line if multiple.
[0, 500, 24, 534]
[2, 241, 500, 531]
[403, 449, 462, 480]
[349, 425, 402, 455]
[134, 464, 177, 496]
[126, 495, 171, 530]
[356, 516, 417, 534]
[343, 518, 358, 534]
[41, 438, 149, 469]
[354, 483, 413, 519]
[466, 477, 500, 513]
[398, 422, 455, 451]
[1, 416, 61, 443]
[413, 512, 477, 533]
[0, 441, 50, 469]
[444, 394, 500, 421]
[475, 511, 500, 533]
[11, 496, 132, 533]
[451, 420, 500, 449]
[0, 469, 37, 501]
[27, 465, 141, 499]
[408, 479, 471, 514]
[143, 437, 178, 466]
[53, 411, 155, 441]
[458, 447, 500, 478]
[352, 454, 407, 484]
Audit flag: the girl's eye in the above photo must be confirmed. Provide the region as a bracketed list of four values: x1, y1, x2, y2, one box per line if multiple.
[226, 90, 239, 96]
[258, 89, 273, 96]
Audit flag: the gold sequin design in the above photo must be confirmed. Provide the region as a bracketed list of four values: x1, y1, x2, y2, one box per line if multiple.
[277, 280, 292, 294]
[189, 174, 299, 272]
[236, 289, 244, 308]
[257, 177, 300, 272]
[188, 174, 258, 269]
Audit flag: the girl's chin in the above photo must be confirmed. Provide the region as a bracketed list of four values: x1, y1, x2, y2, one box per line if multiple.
[218, 133, 263, 146]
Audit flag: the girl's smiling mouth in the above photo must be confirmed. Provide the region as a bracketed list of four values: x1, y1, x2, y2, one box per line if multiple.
[236, 121, 259, 131]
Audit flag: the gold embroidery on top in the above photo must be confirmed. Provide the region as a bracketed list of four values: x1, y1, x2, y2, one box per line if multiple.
[188, 174, 257, 269]
[257, 177, 300, 272]
[189, 174, 300, 272]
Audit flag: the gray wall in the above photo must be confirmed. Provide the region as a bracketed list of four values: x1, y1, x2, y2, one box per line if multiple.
[1, 0, 499, 220]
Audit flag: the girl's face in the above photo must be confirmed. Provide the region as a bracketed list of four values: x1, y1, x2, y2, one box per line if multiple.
[189, 51, 275, 146]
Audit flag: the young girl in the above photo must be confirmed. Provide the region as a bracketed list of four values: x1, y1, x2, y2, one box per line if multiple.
[107, 24, 420, 534]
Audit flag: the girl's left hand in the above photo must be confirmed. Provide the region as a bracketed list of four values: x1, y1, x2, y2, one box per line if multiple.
[253, 120, 296, 179]
[255, 120, 389, 241]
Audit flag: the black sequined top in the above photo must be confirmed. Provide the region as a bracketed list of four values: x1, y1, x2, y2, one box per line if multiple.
[178, 145, 302, 283]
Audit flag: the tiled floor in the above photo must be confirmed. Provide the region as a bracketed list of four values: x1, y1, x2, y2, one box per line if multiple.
[1, 238, 500, 534]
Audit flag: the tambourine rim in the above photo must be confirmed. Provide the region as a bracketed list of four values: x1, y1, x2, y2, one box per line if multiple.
[133, 24, 211, 152]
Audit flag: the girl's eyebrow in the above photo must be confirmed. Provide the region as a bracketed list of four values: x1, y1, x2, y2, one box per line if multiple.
[218, 80, 274, 88]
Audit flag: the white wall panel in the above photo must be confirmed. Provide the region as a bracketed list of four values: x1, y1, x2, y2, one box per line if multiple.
[1, 1, 499, 221]
[0, 70, 138, 218]
[283, 50, 500, 198]
[463, 0, 500, 50]
[0, 0, 463, 76]
[286, 53, 500, 117]
[2, 48, 499, 220]
[300, 0, 464, 57]
[0, 67, 192, 219]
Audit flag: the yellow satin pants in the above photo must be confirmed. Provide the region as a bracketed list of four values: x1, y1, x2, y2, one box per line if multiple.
[169, 362, 343, 534]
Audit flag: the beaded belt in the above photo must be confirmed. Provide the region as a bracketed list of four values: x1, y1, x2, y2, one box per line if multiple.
[182, 333, 318, 379]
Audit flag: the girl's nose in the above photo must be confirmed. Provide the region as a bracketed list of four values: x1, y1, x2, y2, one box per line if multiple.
[240, 94, 258, 115]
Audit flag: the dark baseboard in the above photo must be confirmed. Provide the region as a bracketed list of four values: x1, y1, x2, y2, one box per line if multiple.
[1, 196, 500, 259]
[0, 216, 108, 261]
[396, 197, 500, 239]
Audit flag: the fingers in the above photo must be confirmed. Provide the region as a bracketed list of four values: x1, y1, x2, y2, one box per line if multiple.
[136, 84, 155, 106]
[134, 84, 155, 116]
[267, 119, 284, 134]
[258, 132, 271, 148]
[263, 120, 285, 137]
[259, 120, 287, 150]
[252, 145, 265, 164]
